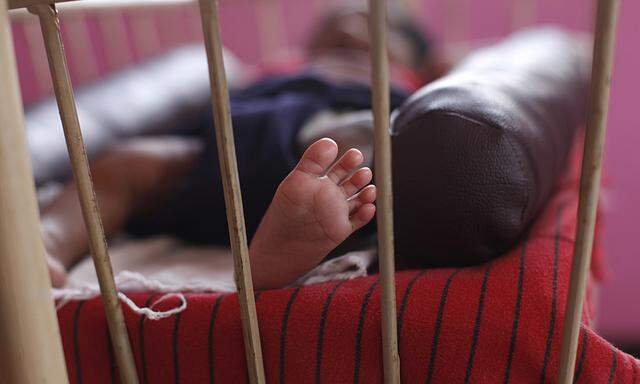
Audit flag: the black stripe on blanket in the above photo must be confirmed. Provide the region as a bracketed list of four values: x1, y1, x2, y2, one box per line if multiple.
[608, 350, 618, 384]
[426, 270, 460, 384]
[503, 237, 528, 384]
[574, 327, 589, 383]
[73, 301, 86, 384]
[280, 287, 302, 384]
[354, 279, 379, 384]
[140, 295, 157, 384]
[316, 281, 346, 384]
[540, 203, 564, 384]
[209, 295, 225, 384]
[465, 262, 493, 383]
[173, 308, 183, 384]
[398, 270, 428, 355]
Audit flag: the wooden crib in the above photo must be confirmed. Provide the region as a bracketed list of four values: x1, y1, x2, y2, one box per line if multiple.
[0, 0, 620, 383]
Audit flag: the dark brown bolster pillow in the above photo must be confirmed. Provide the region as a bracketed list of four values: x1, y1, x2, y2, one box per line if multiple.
[391, 28, 591, 269]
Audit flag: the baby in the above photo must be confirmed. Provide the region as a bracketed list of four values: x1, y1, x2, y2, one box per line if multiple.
[44, 138, 375, 290]
[42, 4, 435, 290]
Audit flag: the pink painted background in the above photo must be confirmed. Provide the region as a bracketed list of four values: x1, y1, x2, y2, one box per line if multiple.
[599, 0, 640, 345]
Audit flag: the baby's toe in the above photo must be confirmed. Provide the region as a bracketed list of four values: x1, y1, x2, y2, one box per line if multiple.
[348, 185, 377, 214]
[341, 167, 372, 197]
[326, 148, 364, 184]
[350, 203, 376, 231]
[296, 138, 339, 176]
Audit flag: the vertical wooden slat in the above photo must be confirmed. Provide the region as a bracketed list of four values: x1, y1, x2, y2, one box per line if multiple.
[63, 11, 99, 83]
[28, 4, 139, 384]
[130, 9, 161, 59]
[558, 1, 620, 383]
[398, 0, 421, 14]
[511, 0, 538, 31]
[0, 1, 69, 382]
[255, 0, 288, 65]
[442, 0, 471, 62]
[443, 0, 469, 44]
[23, 15, 52, 95]
[368, 1, 400, 383]
[197, 1, 265, 383]
[98, 9, 132, 70]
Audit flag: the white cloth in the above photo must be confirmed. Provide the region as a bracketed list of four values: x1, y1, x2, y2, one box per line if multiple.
[53, 236, 375, 318]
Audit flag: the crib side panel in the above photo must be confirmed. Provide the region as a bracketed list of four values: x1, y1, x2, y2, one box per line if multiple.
[0, 0, 69, 382]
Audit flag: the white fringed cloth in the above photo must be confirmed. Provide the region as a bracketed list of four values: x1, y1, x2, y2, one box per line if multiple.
[53, 236, 374, 318]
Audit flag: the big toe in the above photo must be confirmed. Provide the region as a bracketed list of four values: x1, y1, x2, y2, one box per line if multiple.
[296, 138, 339, 176]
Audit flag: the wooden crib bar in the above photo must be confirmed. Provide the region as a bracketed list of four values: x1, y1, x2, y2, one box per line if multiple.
[197, 0, 266, 383]
[10, 0, 74, 9]
[512, 0, 538, 30]
[0, 1, 69, 382]
[28, 4, 139, 383]
[368, 0, 401, 382]
[11, 0, 193, 12]
[558, 0, 620, 383]
[255, 0, 288, 64]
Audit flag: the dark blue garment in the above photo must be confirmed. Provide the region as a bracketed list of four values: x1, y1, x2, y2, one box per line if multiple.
[128, 74, 408, 245]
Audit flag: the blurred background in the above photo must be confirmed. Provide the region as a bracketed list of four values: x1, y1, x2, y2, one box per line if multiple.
[9, 0, 639, 355]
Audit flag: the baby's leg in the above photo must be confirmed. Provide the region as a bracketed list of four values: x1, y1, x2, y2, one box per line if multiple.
[42, 137, 202, 287]
[250, 138, 376, 290]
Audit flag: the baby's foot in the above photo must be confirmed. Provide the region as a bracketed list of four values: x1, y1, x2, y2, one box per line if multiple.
[250, 138, 376, 289]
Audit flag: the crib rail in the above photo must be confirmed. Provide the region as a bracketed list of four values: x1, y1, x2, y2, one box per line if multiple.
[197, 0, 265, 382]
[9, 0, 74, 9]
[369, 0, 400, 382]
[558, 0, 620, 383]
[0, 2, 69, 382]
[10, 0, 192, 12]
[10, 0, 193, 10]
[27, 3, 139, 383]
[512, 0, 538, 30]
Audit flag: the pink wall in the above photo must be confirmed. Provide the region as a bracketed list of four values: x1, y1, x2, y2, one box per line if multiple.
[599, 0, 640, 344]
[217, 0, 639, 343]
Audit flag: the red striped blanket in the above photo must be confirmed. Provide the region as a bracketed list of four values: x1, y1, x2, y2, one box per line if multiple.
[56, 152, 638, 383]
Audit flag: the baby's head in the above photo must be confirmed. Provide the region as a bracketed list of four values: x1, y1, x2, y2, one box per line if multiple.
[305, 3, 435, 87]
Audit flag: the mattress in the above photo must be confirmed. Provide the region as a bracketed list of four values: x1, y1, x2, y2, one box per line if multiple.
[55, 146, 639, 383]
